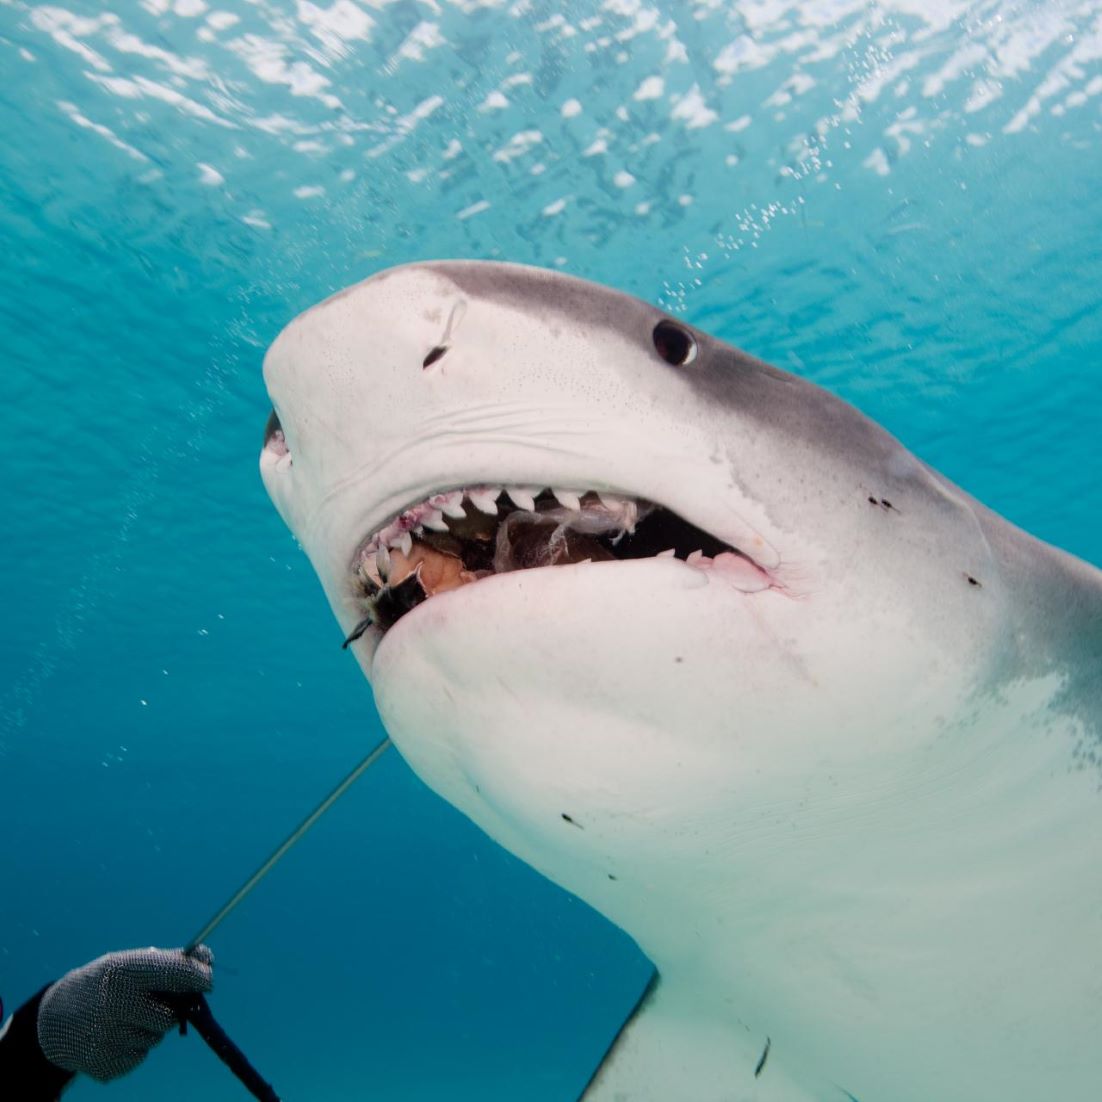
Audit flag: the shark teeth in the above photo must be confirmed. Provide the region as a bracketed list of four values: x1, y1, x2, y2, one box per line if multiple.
[362, 486, 643, 561]
[347, 484, 775, 641]
[432, 492, 467, 519]
[421, 508, 449, 532]
[468, 488, 500, 515]
[552, 488, 582, 511]
[376, 544, 391, 580]
[506, 486, 538, 511]
[358, 486, 717, 569]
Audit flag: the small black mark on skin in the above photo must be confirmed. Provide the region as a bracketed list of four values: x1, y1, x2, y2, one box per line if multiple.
[754, 1036, 771, 1079]
[561, 813, 584, 829]
[607, 873, 617, 881]
[674, 656, 683, 664]
[341, 616, 373, 649]
[422, 345, 448, 368]
[966, 574, 982, 587]
[867, 496, 897, 511]
[867, 495, 877, 505]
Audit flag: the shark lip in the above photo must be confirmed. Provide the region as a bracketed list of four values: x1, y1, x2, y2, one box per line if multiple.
[341, 485, 775, 646]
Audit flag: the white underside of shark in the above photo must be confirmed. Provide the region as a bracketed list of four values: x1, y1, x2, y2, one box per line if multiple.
[260, 261, 1102, 1102]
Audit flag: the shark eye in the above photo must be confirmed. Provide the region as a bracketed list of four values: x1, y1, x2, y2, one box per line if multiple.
[652, 320, 697, 366]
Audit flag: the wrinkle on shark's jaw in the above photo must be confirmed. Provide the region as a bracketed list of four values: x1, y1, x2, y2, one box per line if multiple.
[340, 483, 778, 646]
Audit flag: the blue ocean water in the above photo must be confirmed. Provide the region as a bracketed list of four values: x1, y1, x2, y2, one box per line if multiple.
[0, 1, 1098, 1099]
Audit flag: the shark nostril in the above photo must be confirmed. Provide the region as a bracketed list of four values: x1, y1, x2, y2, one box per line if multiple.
[264, 408, 289, 458]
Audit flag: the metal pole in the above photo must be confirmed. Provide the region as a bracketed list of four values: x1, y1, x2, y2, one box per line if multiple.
[185, 737, 392, 952]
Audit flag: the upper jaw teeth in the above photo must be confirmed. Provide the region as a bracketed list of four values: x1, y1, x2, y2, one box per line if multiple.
[552, 488, 582, 510]
[360, 484, 637, 562]
[350, 483, 774, 615]
[432, 492, 467, 519]
[421, 508, 449, 532]
[506, 486, 538, 511]
[467, 489, 499, 515]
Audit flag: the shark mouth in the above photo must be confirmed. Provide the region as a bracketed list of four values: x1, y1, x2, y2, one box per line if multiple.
[343, 486, 774, 645]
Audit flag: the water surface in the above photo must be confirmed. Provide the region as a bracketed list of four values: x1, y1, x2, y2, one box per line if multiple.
[1, 2, 1099, 1098]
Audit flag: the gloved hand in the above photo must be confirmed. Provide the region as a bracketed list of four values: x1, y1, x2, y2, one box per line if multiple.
[36, 945, 214, 1082]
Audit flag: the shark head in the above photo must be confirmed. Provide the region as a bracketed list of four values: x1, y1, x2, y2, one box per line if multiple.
[260, 261, 1102, 1099]
[260, 259, 1009, 912]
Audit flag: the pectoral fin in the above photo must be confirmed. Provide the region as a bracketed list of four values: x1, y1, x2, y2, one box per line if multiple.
[580, 974, 830, 1102]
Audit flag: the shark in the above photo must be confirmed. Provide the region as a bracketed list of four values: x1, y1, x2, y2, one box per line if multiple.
[259, 261, 1102, 1102]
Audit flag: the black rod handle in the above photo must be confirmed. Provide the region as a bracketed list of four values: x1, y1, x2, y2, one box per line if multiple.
[166, 992, 281, 1102]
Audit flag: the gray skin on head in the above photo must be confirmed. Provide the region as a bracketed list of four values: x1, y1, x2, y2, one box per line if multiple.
[399, 261, 1102, 752]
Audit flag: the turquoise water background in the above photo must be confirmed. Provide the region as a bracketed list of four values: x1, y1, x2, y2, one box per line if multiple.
[1, 2, 1099, 1099]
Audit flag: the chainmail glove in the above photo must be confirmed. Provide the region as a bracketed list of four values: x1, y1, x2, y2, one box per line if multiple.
[36, 945, 214, 1082]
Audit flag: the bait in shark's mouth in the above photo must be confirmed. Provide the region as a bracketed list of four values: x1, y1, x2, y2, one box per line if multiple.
[347, 487, 773, 636]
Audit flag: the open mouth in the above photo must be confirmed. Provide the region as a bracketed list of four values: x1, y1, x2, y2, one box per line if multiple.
[343, 486, 774, 646]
